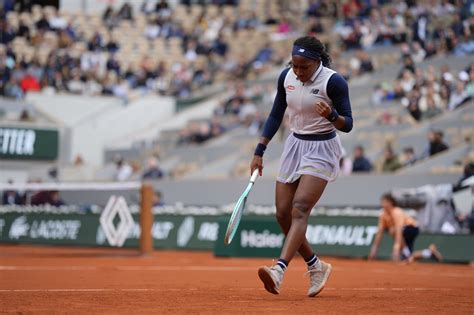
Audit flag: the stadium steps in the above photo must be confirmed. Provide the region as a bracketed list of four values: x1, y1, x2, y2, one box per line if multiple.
[399, 143, 472, 175]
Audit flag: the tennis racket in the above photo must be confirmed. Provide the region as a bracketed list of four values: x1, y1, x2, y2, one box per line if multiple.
[224, 169, 259, 245]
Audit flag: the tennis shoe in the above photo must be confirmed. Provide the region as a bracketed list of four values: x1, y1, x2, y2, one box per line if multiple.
[258, 265, 284, 294]
[306, 260, 332, 297]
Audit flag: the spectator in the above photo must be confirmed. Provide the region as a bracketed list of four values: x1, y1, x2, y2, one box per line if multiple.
[2, 181, 23, 205]
[35, 13, 50, 31]
[405, 93, 422, 121]
[422, 96, 443, 120]
[49, 9, 67, 30]
[153, 190, 164, 207]
[118, 2, 134, 21]
[20, 71, 40, 92]
[212, 33, 228, 57]
[448, 80, 469, 110]
[381, 146, 401, 172]
[0, 20, 16, 44]
[142, 157, 164, 180]
[411, 41, 426, 63]
[427, 130, 449, 157]
[31, 190, 65, 206]
[115, 157, 133, 181]
[17, 18, 30, 39]
[106, 54, 121, 74]
[352, 146, 372, 172]
[400, 147, 417, 166]
[156, 0, 171, 18]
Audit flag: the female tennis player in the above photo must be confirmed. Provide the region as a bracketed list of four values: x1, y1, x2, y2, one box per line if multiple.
[250, 36, 353, 296]
[369, 193, 443, 262]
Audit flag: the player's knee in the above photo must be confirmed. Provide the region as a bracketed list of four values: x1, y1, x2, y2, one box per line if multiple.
[275, 210, 290, 224]
[292, 199, 312, 219]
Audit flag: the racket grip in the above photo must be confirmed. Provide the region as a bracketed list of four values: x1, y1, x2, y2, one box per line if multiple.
[250, 169, 259, 183]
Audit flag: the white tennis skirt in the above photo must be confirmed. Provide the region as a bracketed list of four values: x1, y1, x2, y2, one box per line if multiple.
[277, 132, 343, 183]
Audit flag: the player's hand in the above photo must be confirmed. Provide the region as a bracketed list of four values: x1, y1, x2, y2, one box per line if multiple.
[250, 155, 263, 176]
[391, 250, 400, 262]
[368, 247, 377, 260]
[315, 101, 332, 118]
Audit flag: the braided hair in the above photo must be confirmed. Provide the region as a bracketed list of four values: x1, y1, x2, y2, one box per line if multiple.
[293, 36, 331, 67]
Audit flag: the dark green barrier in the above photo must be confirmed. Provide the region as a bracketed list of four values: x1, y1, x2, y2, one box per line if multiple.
[2, 213, 472, 262]
[0, 213, 219, 250]
[0, 126, 59, 160]
[214, 216, 474, 263]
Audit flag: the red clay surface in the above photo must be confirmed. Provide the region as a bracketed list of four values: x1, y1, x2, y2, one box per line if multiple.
[0, 245, 473, 314]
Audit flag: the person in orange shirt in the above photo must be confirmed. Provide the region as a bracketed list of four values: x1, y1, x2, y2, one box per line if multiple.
[369, 193, 442, 262]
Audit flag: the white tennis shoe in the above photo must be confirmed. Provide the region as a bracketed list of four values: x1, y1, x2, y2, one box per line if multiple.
[307, 260, 332, 297]
[258, 265, 284, 294]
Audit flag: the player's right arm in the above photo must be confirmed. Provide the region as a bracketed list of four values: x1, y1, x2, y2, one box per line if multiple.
[250, 68, 289, 176]
[369, 215, 386, 260]
[391, 209, 405, 261]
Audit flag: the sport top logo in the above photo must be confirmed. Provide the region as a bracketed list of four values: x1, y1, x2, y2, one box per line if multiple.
[287, 85, 295, 90]
[311, 88, 320, 95]
[299, 48, 305, 52]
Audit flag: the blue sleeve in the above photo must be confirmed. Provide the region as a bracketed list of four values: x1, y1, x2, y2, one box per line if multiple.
[261, 68, 289, 139]
[327, 73, 353, 133]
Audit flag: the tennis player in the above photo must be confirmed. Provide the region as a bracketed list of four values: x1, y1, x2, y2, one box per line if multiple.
[369, 193, 443, 262]
[250, 36, 353, 296]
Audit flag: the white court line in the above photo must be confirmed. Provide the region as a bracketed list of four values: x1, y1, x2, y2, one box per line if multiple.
[0, 265, 471, 278]
[0, 288, 455, 293]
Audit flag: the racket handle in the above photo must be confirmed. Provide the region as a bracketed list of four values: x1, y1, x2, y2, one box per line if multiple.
[250, 169, 259, 183]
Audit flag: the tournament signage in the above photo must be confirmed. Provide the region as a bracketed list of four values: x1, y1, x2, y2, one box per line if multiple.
[0, 126, 59, 160]
[0, 213, 219, 250]
[215, 216, 380, 258]
[0, 212, 472, 262]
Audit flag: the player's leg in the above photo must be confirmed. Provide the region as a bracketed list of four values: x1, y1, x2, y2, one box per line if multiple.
[275, 180, 315, 260]
[257, 179, 322, 295]
[401, 225, 419, 260]
[258, 175, 327, 295]
[282, 175, 332, 297]
[279, 175, 327, 263]
[409, 244, 443, 263]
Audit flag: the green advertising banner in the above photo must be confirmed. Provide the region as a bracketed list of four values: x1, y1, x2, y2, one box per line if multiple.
[0, 126, 59, 160]
[214, 216, 474, 263]
[0, 213, 219, 250]
[1, 213, 472, 263]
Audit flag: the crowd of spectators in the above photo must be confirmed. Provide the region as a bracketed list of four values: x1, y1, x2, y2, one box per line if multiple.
[341, 129, 452, 175]
[317, 0, 474, 53]
[177, 81, 268, 145]
[1, 180, 65, 206]
[373, 55, 473, 122]
[0, 1, 291, 102]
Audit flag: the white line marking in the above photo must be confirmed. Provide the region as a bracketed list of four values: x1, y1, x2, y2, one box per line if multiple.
[0, 265, 471, 278]
[0, 288, 455, 293]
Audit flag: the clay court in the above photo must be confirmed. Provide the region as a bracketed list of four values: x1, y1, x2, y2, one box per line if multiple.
[0, 245, 472, 314]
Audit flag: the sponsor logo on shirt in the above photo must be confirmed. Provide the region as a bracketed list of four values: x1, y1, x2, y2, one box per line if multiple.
[287, 85, 295, 90]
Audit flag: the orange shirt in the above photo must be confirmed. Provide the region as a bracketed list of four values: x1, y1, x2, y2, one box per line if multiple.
[380, 207, 418, 235]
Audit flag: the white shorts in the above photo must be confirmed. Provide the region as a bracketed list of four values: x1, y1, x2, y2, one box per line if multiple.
[277, 132, 343, 183]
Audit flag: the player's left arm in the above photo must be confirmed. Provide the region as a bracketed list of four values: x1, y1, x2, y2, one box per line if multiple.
[316, 73, 353, 133]
[392, 211, 405, 261]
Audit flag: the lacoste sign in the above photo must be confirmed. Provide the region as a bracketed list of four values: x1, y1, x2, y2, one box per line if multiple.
[8, 215, 81, 240]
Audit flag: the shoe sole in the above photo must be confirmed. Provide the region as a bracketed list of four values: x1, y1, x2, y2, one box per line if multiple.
[258, 266, 279, 295]
[308, 263, 332, 297]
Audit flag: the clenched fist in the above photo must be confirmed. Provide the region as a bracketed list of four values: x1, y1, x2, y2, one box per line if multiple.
[315, 101, 332, 118]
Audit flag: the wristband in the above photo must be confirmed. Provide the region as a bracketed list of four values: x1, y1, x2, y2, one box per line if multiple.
[326, 108, 339, 122]
[254, 143, 267, 157]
